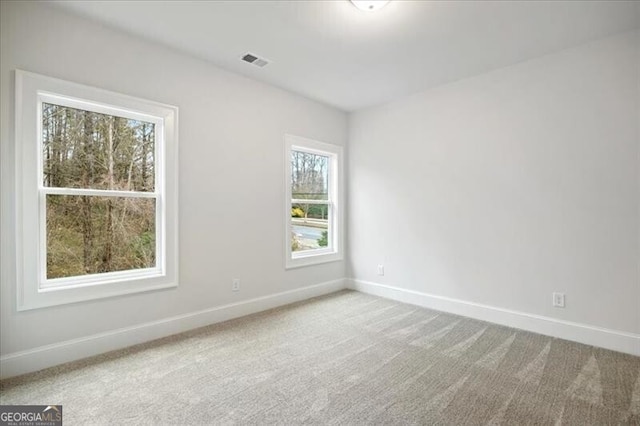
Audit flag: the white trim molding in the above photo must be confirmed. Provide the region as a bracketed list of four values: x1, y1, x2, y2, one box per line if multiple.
[4, 277, 637, 380]
[0, 279, 347, 379]
[284, 134, 344, 269]
[348, 279, 640, 356]
[14, 70, 179, 310]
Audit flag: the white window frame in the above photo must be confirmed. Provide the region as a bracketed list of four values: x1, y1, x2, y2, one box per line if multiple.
[285, 134, 343, 269]
[15, 70, 179, 311]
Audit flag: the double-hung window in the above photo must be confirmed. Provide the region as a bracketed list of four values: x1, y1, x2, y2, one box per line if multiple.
[285, 135, 343, 268]
[15, 71, 178, 310]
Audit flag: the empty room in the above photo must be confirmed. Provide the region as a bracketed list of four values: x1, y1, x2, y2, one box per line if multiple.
[0, 0, 639, 424]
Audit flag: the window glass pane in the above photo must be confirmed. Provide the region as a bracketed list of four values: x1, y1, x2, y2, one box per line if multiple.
[291, 150, 329, 200]
[291, 202, 329, 252]
[42, 103, 155, 192]
[46, 195, 156, 279]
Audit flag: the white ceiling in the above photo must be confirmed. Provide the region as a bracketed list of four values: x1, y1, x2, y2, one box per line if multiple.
[52, 1, 639, 112]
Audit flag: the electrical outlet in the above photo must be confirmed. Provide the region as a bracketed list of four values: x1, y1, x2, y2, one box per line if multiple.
[377, 264, 385, 276]
[232, 279, 240, 292]
[552, 292, 565, 308]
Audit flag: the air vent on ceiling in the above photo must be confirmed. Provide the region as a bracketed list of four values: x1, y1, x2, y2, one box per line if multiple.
[241, 52, 270, 68]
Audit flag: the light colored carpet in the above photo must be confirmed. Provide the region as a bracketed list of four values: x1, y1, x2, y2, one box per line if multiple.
[1, 290, 639, 425]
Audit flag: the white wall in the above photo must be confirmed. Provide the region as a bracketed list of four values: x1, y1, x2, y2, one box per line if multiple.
[0, 2, 347, 359]
[1, 2, 638, 376]
[349, 31, 639, 336]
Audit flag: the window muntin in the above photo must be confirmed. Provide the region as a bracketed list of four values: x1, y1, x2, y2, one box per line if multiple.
[285, 135, 343, 268]
[15, 70, 178, 310]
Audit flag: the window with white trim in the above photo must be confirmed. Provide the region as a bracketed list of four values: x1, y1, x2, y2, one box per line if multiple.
[15, 70, 178, 310]
[285, 135, 343, 268]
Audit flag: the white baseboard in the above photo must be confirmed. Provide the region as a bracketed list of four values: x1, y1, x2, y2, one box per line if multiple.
[3, 277, 636, 380]
[0, 279, 346, 379]
[348, 279, 640, 356]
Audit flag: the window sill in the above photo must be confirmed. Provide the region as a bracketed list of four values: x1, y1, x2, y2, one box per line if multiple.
[285, 251, 343, 269]
[18, 274, 177, 311]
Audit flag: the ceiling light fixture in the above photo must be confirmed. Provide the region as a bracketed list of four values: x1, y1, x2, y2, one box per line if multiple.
[350, 0, 390, 12]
